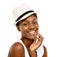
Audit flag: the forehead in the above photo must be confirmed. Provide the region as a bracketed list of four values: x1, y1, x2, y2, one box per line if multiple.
[26, 15, 37, 21]
[22, 14, 37, 22]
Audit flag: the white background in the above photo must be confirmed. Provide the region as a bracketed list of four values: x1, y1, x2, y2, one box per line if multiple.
[0, 0, 60, 57]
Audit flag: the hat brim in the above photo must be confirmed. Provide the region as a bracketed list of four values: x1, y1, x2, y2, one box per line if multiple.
[15, 12, 36, 24]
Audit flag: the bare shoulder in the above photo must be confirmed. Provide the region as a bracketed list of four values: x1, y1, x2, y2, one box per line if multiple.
[10, 42, 24, 50]
[42, 45, 48, 57]
[8, 42, 25, 57]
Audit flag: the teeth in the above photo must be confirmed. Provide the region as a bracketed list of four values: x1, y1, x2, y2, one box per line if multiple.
[29, 31, 35, 34]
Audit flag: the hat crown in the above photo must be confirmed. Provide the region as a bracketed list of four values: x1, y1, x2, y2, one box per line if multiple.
[13, 4, 32, 20]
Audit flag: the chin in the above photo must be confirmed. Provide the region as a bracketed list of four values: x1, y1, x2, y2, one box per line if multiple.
[27, 36, 35, 40]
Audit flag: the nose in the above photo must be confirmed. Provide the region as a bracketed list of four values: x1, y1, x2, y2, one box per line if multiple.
[28, 23, 35, 30]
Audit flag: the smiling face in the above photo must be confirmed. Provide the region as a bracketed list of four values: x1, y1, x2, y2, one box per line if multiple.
[16, 14, 39, 40]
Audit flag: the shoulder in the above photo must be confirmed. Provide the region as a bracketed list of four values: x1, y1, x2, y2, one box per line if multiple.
[10, 42, 24, 51]
[11, 42, 24, 48]
[10, 42, 24, 52]
[42, 45, 48, 57]
[8, 42, 25, 57]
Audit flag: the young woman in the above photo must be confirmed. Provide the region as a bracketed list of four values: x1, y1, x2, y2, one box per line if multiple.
[8, 4, 47, 57]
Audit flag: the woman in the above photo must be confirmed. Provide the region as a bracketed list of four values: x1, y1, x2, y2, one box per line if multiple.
[8, 4, 47, 57]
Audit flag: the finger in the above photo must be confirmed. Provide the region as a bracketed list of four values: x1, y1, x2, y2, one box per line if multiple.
[39, 34, 44, 40]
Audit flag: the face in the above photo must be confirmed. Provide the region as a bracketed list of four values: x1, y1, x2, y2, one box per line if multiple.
[17, 15, 39, 40]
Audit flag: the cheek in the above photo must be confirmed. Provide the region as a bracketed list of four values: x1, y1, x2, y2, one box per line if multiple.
[21, 29, 28, 38]
[20, 26, 28, 32]
[35, 24, 39, 30]
[38, 25, 39, 29]
[19, 26, 28, 34]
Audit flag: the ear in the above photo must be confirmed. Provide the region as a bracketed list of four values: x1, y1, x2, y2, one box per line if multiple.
[16, 25, 21, 31]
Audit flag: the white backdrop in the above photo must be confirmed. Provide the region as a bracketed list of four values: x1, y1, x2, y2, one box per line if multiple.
[0, 0, 60, 57]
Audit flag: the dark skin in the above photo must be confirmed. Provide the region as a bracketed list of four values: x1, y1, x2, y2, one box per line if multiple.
[8, 14, 47, 57]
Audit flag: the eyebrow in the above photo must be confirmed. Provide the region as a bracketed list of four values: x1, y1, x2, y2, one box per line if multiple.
[24, 19, 37, 23]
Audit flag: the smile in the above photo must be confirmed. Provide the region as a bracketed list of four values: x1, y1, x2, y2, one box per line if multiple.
[29, 31, 36, 35]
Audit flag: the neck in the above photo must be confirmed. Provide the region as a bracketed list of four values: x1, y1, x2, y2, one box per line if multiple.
[21, 37, 34, 48]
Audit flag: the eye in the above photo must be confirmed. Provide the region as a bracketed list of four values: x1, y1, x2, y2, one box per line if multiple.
[22, 23, 28, 26]
[33, 21, 38, 24]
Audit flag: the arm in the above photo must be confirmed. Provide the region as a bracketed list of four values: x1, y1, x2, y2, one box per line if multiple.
[8, 42, 25, 57]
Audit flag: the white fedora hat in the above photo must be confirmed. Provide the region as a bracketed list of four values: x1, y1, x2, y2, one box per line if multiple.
[13, 4, 36, 24]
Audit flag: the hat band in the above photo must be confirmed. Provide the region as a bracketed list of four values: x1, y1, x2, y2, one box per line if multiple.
[15, 10, 34, 22]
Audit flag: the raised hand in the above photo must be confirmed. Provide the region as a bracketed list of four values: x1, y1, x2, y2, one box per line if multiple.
[29, 33, 43, 52]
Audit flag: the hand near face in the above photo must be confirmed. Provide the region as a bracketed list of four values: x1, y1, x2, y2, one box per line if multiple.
[29, 33, 43, 52]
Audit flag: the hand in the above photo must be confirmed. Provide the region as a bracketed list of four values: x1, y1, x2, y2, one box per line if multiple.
[29, 33, 43, 52]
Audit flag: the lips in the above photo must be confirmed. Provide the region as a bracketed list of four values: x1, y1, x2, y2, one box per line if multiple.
[29, 31, 35, 35]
